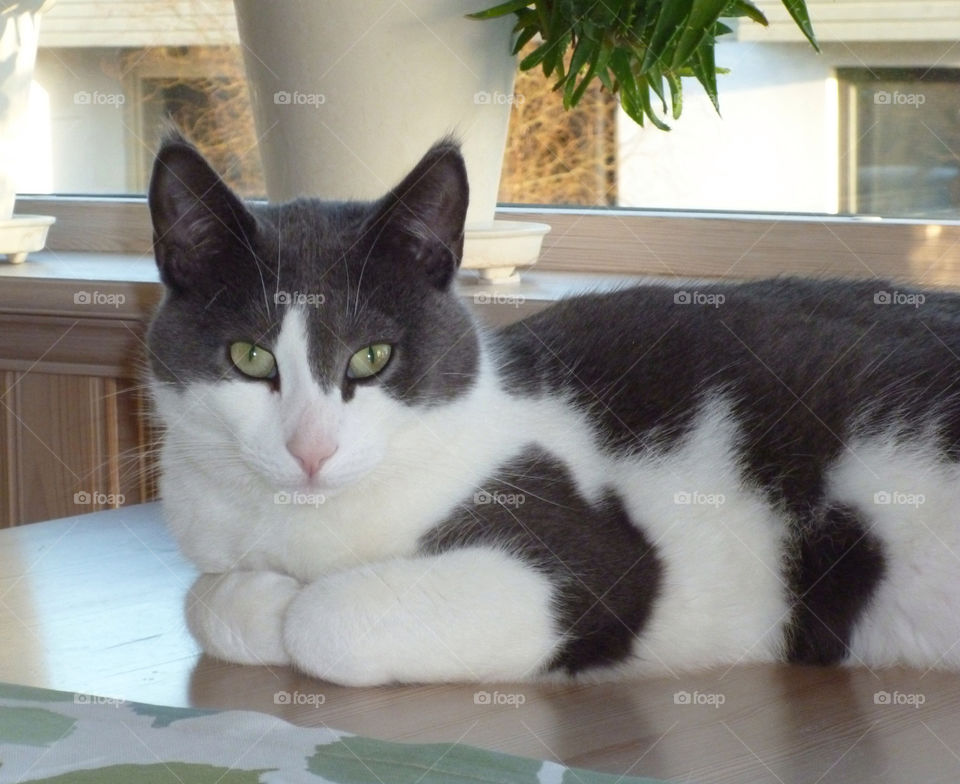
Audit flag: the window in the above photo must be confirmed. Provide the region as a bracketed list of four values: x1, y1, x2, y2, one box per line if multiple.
[13, 1, 960, 285]
[839, 68, 960, 219]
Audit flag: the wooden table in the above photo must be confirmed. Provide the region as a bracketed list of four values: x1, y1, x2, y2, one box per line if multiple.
[2, 503, 959, 783]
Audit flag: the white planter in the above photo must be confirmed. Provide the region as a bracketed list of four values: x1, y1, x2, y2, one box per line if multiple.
[233, 0, 517, 230]
[0, 0, 52, 221]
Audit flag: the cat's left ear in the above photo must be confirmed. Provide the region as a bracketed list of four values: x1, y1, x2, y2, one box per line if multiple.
[370, 138, 469, 290]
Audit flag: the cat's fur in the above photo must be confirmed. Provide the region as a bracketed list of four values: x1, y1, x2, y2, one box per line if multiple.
[147, 134, 960, 685]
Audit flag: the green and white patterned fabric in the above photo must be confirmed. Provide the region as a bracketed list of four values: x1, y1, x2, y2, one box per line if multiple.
[0, 682, 663, 783]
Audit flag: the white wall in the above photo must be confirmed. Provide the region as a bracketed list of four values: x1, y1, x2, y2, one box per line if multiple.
[617, 41, 838, 214]
[617, 40, 960, 216]
[20, 48, 130, 194]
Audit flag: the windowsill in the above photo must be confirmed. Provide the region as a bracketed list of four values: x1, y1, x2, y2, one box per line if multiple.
[15, 197, 960, 285]
[0, 250, 673, 323]
[0, 250, 159, 283]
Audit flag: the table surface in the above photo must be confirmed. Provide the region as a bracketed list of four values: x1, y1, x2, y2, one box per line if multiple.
[2, 503, 959, 783]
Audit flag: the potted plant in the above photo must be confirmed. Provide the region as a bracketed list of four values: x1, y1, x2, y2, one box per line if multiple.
[470, 0, 818, 130]
[232, 0, 816, 279]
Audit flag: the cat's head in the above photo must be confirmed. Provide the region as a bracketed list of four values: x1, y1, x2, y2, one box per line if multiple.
[146, 133, 478, 495]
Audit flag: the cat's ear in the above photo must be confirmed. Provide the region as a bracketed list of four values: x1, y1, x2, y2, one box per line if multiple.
[371, 138, 469, 290]
[148, 132, 257, 292]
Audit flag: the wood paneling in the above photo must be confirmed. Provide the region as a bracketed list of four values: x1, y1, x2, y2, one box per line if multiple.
[0, 307, 156, 527]
[0, 369, 155, 526]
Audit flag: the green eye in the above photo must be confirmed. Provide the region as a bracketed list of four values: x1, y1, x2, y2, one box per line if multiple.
[347, 343, 392, 379]
[229, 341, 277, 379]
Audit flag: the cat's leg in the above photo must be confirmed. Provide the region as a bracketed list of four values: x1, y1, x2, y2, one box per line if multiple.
[282, 547, 560, 685]
[186, 571, 301, 666]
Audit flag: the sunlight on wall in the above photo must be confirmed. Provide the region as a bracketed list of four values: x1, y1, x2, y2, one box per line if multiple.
[13, 80, 52, 195]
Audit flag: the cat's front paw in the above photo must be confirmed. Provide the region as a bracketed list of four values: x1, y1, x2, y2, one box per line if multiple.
[186, 571, 301, 666]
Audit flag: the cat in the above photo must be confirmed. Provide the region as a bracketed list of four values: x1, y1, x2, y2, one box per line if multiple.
[147, 133, 960, 686]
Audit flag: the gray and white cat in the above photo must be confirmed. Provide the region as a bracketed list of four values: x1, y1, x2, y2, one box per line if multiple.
[147, 134, 960, 686]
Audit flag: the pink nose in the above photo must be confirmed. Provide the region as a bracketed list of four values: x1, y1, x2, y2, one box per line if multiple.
[286, 439, 337, 478]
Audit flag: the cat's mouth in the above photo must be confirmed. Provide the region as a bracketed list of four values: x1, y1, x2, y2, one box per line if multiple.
[270, 463, 372, 500]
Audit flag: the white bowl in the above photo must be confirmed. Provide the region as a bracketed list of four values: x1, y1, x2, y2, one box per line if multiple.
[0, 214, 56, 263]
[462, 220, 551, 283]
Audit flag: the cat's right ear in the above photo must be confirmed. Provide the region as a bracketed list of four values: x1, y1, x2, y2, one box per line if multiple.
[148, 133, 257, 292]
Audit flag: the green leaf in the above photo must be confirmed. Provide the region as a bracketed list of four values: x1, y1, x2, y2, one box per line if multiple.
[608, 48, 635, 97]
[645, 63, 668, 115]
[566, 44, 602, 108]
[512, 23, 538, 55]
[518, 41, 551, 71]
[666, 71, 684, 119]
[723, 0, 768, 25]
[511, 6, 537, 32]
[692, 43, 720, 113]
[610, 49, 645, 125]
[640, 81, 672, 130]
[541, 31, 571, 77]
[621, 93, 645, 127]
[563, 38, 595, 107]
[641, 0, 693, 72]
[467, 0, 530, 20]
[598, 66, 615, 92]
[566, 35, 595, 85]
[780, 0, 819, 50]
[673, 0, 728, 66]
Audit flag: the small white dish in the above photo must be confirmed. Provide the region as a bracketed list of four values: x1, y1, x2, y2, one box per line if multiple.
[0, 214, 56, 263]
[462, 220, 551, 284]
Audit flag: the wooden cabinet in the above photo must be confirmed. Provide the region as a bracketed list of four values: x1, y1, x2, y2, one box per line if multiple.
[0, 279, 161, 526]
[1, 370, 155, 526]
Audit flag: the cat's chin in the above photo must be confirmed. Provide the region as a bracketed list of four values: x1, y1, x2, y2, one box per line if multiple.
[270, 469, 371, 500]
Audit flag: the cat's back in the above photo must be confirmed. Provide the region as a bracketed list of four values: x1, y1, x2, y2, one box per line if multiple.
[494, 276, 960, 490]
[496, 276, 960, 412]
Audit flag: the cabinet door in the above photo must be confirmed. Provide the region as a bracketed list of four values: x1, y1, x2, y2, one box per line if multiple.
[1, 372, 156, 526]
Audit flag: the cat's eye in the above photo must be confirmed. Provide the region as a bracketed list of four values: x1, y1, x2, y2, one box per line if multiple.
[229, 341, 277, 380]
[347, 343, 392, 380]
